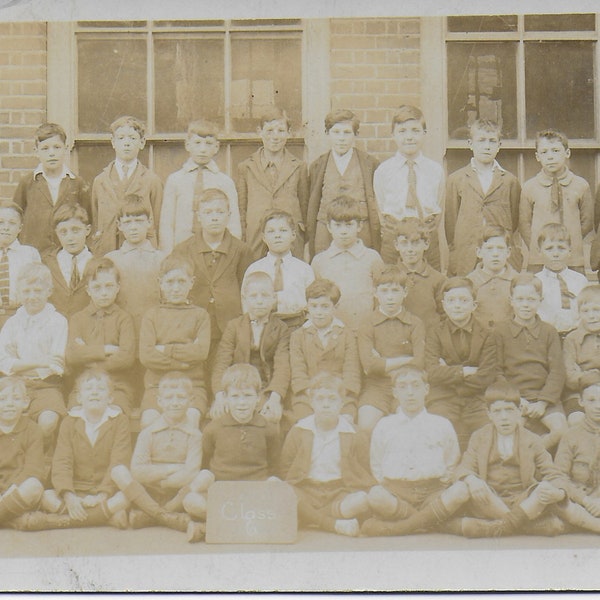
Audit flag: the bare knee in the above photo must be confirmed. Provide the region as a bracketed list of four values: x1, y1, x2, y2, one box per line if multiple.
[19, 478, 43, 505]
[37, 411, 59, 436]
[358, 406, 384, 434]
[183, 492, 207, 519]
[445, 481, 470, 505]
[367, 485, 393, 510]
[111, 464, 132, 488]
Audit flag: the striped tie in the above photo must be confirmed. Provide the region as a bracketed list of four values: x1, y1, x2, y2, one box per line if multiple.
[70, 254, 80, 290]
[0, 249, 9, 307]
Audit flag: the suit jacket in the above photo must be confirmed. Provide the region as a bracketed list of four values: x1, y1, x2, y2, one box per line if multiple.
[90, 161, 163, 255]
[13, 171, 91, 254]
[212, 313, 290, 399]
[306, 149, 380, 255]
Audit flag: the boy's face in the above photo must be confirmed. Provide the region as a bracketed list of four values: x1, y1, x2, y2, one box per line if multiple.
[392, 119, 425, 158]
[258, 119, 289, 154]
[159, 268, 194, 305]
[328, 121, 356, 156]
[394, 371, 428, 417]
[157, 382, 191, 422]
[0, 384, 28, 426]
[78, 376, 111, 416]
[469, 127, 500, 165]
[0, 208, 22, 249]
[87, 270, 120, 309]
[375, 282, 406, 315]
[111, 125, 145, 163]
[117, 213, 152, 245]
[35, 134, 68, 177]
[196, 198, 230, 237]
[579, 300, 600, 333]
[395, 234, 428, 268]
[185, 134, 219, 166]
[442, 286, 476, 327]
[539, 237, 570, 272]
[55, 218, 91, 256]
[487, 400, 521, 436]
[476, 236, 510, 274]
[310, 387, 343, 423]
[262, 217, 296, 256]
[327, 219, 361, 250]
[242, 280, 276, 321]
[306, 295, 336, 329]
[226, 386, 260, 424]
[535, 137, 570, 175]
[18, 279, 51, 315]
[580, 385, 600, 424]
[510, 284, 542, 323]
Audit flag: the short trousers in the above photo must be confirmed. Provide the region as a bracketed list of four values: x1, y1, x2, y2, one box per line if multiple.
[25, 378, 66, 421]
[358, 377, 394, 414]
[294, 479, 356, 518]
[383, 477, 446, 511]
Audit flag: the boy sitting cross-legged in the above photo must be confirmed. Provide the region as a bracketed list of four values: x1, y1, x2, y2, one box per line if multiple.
[280, 373, 375, 537]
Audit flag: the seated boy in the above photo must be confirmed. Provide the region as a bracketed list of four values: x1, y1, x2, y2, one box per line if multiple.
[0, 262, 67, 447]
[160, 119, 241, 255]
[466, 226, 518, 329]
[306, 109, 380, 256]
[449, 381, 567, 537]
[13, 122, 91, 255]
[66, 258, 136, 415]
[534, 222, 589, 335]
[111, 372, 205, 541]
[425, 277, 496, 450]
[42, 203, 94, 319]
[243, 209, 315, 330]
[211, 271, 290, 426]
[280, 373, 375, 537]
[495, 272, 567, 449]
[394, 217, 446, 328]
[357, 265, 425, 434]
[563, 285, 600, 424]
[0, 200, 41, 328]
[139, 254, 210, 429]
[361, 366, 469, 536]
[311, 197, 384, 330]
[91, 115, 162, 256]
[290, 279, 361, 422]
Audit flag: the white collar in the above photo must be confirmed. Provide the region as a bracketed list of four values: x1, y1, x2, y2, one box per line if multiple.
[33, 164, 75, 180]
[183, 158, 220, 174]
[296, 414, 356, 434]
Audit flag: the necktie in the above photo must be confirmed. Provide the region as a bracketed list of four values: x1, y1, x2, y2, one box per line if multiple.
[456, 327, 470, 362]
[273, 257, 284, 292]
[122, 164, 130, 181]
[405, 159, 424, 219]
[557, 273, 575, 310]
[70, 254, 80, 290]
[550, 176, 564, 222]
[266, 161, 278, 188]
[192, 166, 206, 233]
[0, 249, 9, 307]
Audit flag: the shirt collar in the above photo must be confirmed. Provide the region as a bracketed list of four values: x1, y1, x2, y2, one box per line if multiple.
[302, 317, 345, 331]
[448, 317, 474, 334]
[115, 158, 138, 171]
[373, 308, 413, 325]
[395, 152, 423, 167]
[399, 259, 430, 277]
[119, 239, 156, 253]
[259, 148, 283, 171]
[295, 413, 356, 434]
[537, 168, 573, 187]
[87, 302, 118, 318]
[68, 405, 121, 422]
[469, 157, 505, 174]
[33, 164, 76, 180]
[147, 414, 198, 435]
[16, 302, 57, 322]
[220, 412, 265, 427]
[471, 263, 517, 284]
[196, 230, 231, 254]
[509, 316, 541, 338]
[539, 266, 569, 279]
[182, 158, 220, 174]
[266, 250, 293, 263]
[2, 239, 22, 253]
[58, 246, 92, 263]
[327, 239, 365, 258]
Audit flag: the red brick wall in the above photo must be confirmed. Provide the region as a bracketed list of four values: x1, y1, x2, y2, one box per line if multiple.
[329, 18, 420, 161]
[0, 22, 47, 200]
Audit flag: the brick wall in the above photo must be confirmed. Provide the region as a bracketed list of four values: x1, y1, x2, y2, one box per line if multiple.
[329, 18, 420, 161]
[0, 22, 47, 200]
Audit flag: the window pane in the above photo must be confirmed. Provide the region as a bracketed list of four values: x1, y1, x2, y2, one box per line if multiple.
[231, 19, 302, 27]
[447, 15, 518, 33]
[525, 41, 594, 139]
[153, 142, 227, 183]
[230, 35, 302, 133]
[77, 21, 147, 28]
[77, 37, 147, 133]
[447, 42, 517, 140]
[153, 20, 225, 28]
[154, 37, 225, 133]
[524, 14, 595, 32]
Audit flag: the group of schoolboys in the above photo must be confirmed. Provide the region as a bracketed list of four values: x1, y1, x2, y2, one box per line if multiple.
[1, 102, 600, 545]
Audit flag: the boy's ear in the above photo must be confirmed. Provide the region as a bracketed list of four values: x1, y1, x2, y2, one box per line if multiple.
[534, 151, 541, 164]
[84, 223, 92, 237]
[139, 136, 147, 150]
[565, 147, 571, 159]
[325, 221, 334, 235]
[356, 220, 364, 233]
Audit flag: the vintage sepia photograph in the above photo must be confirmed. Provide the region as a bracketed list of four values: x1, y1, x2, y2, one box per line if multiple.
[1, 0, 600, 592]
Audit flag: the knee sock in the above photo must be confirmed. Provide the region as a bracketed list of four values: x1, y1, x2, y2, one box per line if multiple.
[0, 488, 30, 523]
[388, 498, 451, 535]
[123, 481, 163, 519]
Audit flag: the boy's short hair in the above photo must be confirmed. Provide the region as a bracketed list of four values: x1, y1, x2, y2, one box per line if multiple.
[305, 278, 341, 305]
[74, 367, 115, 396]
[484, 381, 521, 408]
[0, 199, 23, 220]
[469, 118, 501, 138]
[193, 187, 229, 213]
[158, 254, 195, 279]
[440, 276, 475, 298]
[258, 107, 291, 130]
[394, 217, 429, 242]
[391, 105, 426, 132]
[307, 372, 345, 399]
[110, 115, 146, 138]
[118, 194, 152, 219]
[510, 272, 543, 297]
[324, 109, 360, 135]
[221, 363, 262, 394]
[261, 209, 295, 233]
[374, 264, 407, 288]
[537, 222, 571, 249]
[16, 261, 52, 291]
[536, 128, 569, 151]
[242, 271, 274, 295]
[0, 375, 28, 400]
[581, 372, 600, 394]
[326, 196, 362, 223]
[158, 371, 194, 395]
[52, 202, 90, 228]
[35, 122, 67, 145]
[577, 284, 600, 309]
[186, 119, 220, 140]
[479, 225, 511, 247]
[85, 257, 120, 285]
[391, 365, 428, 387]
